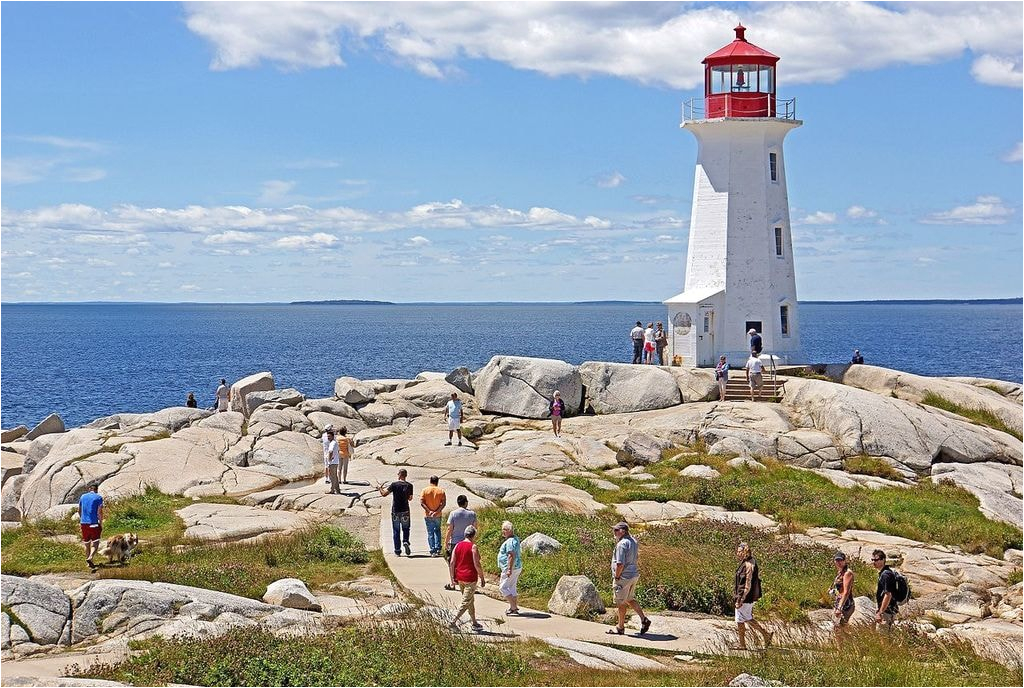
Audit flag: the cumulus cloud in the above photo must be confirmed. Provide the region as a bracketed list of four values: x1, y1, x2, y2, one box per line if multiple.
[795, 211, 838, 225]
[406, 235, 431, 246]
[273, 232, 339, 249]
[846, 205, 877, 220]
[203, 230, 261, 244]
[920, 196, 1014, 225]
[1003, 142, 1023, 163]
[595, 171, 626, 189]
[184, 2, 1023, 88]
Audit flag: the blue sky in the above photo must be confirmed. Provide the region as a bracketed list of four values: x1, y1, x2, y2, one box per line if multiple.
[2, 1, 1021, 303]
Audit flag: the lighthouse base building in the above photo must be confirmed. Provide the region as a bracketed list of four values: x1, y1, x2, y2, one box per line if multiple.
[666, 25, 803, 367]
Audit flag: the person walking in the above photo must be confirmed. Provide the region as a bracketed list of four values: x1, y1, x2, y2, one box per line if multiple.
[444, 495, 477, 571]
[871, 549, 899, 630]
[630, 321, 645, 364]
[715, 355, 729, 401]
[185, 392, 198, 408]
[643, 322, 656, 364]
[336, 427, 352, 484]
[378, 469, 414, 556]
[607, 521, 651, 636]
[497, 521, 523, 615]
[548, 391, 565, 437]
[445, 392, 464, 447]
[830, 551, 856, 629]
[748, 329, 763, 356]
[79, 484, 104, 571]
[449, 525, 486, 632]
[744, 350, 764, 401]
[215, 379, 231, 412]
[731, 542, 772, 650]
[654, 322, 668, 365]
[321, 424, 334, 485]
[324, 429, 341, 494]
[420, 476, 447, 557]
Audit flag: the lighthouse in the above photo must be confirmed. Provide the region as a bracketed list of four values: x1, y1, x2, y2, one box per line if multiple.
[665, 24, 802, 367]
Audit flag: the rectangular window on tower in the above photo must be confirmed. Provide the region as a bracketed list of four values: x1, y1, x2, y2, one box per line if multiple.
[780, 305, 790, 336]
[774, 227, 784, 257]
[769, 152, 778, 182]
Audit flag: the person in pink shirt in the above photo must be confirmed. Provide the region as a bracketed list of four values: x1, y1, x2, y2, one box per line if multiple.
[548, 390, 565, 437]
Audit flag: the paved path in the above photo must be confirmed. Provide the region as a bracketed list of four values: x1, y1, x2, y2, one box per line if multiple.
[378, 496, 734, 654]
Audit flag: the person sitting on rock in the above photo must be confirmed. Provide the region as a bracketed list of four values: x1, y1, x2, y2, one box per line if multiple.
[852, 349, 865, 365]
[185, 392, 197, 408]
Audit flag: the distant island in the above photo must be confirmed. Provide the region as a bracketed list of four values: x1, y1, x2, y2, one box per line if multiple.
[289, 299, 395, 306]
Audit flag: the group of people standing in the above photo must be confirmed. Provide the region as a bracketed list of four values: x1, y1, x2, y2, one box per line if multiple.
[629, 321, 668, 365]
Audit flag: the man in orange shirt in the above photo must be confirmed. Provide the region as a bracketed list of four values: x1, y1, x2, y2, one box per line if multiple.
[420, 475, 447, 557]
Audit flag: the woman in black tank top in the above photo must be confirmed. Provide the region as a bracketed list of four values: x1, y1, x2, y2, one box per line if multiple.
[831, 551, 856, 628]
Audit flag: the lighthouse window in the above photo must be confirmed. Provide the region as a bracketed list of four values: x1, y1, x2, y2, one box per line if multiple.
[769, 152, 778, 182]
[774, 227, 784, 256]
[780, 305, 790, 336]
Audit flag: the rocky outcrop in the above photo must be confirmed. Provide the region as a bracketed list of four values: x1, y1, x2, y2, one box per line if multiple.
[245, 388, 304, 415]
[474, 356, 582, 419]
[1, 426, 29, 443]
[2, 475, 27, 521]
[931, 462, 1023, 526]
[334, 377, 375, 405]
[548, 575, 605, 616]
[230, 372, 275, 415]
[844, 365, 1023, 437]
[579, 362, 682, 414]
[680, 464, 720, 479]
[1, 575, 71, 647]
[544, 637, 665, 671]
[263, 579, 321, 611]
[445, 367, 474, 394]
[667, 367, 719, 402]
[177, 503, 321, 543]
[25, 414, 65, 441]
[615, 432, 672, 467]
[615, 500, 778, 530]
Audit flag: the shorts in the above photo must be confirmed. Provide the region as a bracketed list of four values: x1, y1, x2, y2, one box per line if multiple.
[499, 568, 522, 598]
[447, 418, 461, 431]
[835, 603, 855, 626]
[735, 602, 755, 623]
[612, 576, 638, 606]
[81, 523, 102, 543]
[217, 398, 229, 412]
[749, 373, 763, 389]
[643, 342, 655, 353]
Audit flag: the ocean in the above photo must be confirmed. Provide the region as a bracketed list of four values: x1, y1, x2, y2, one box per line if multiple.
[1, 302, 1021, 429]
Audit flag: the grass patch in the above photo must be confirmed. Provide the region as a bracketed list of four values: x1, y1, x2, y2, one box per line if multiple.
[73, 621, 1018, 687]
[474, 509, 871, 622]
[921, 392, 1022, 440]
[1007, 568, 1022, 586]
[843, 455, 905, 482]
[1, 487, 370, 598]
[592, 458, 1021, 557]
[783, 368, 833, 382]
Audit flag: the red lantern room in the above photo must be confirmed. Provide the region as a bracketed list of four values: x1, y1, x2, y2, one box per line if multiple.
[703, 24, 779, 118]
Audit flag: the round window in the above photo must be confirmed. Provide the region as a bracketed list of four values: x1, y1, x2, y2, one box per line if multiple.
[672, 312, 692, 335]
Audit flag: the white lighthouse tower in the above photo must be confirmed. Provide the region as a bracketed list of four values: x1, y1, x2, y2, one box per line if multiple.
[666, 25, 802, 367]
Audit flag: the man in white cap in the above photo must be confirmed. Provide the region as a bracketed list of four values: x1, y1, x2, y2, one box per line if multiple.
[748, 329, 762, 356]
[321, 424, 334, 484]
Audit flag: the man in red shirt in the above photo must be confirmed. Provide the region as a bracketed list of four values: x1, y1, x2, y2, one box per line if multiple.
[448, 524, 486, 632]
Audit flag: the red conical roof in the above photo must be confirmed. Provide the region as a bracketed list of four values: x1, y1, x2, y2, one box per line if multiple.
[703, 24, 779, 66]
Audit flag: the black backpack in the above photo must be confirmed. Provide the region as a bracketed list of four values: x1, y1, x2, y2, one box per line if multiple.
[892, 570, 911, 605]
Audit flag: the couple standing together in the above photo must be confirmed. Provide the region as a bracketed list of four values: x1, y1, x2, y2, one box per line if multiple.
[630, 321, 667, 365]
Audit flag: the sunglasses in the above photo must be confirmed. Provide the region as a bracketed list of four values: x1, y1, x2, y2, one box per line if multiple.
[871, 557, 883, 562]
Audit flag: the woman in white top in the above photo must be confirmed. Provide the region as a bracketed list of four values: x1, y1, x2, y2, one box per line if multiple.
[215, 379, 230, 412]
[643, 323, 656, 364]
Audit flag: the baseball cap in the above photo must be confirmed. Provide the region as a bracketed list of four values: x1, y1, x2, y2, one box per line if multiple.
[612, 521, 629, 531]
[833, 551, 847, 561]
[747, 328, 757, 334]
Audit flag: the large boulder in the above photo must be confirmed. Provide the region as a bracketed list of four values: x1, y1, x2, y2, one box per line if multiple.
[578, 362, 682, 414]
[2, 452, 25, 487]
[177, 503, 320, 543]
[548, 575, 605, 616]
[1, 575, 71, 646]
[445, 367, 474, 394]
[615, 432, 672, 467]
[247, 431, 321, 481]
[474, 356, 582, 419]
[2, 475, 27, 521]
[1, 426, 29, 443]
[844, 365, 1023, 438]
[244, 388, 304, 415]
[25, 414, 64, 441]
[263, 579, 322, 612]
[521, 533, 563, 555]
[680, 464, 721, 480]
[230, 372, 275, 415]
[667, 367, 719, 402]
[931, 462, 1023, 527]
[334, 377, 375, 405]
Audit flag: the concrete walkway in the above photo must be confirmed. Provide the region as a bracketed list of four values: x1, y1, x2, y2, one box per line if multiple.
[378, 496, 734, 654]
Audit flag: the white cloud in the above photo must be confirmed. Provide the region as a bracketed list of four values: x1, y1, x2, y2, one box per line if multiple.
[971, 54, 1024, 88]
[12, 135, 105, 151]
[2, 157, 60, 184]
[184, 3, 1023, 88]
[273, 232, 339, 249]
[179, 284, 201, 292]
[406, 235, 431, 247]
[846, 205, 877, 220]
[158, 262, 175, 268]
[1003, 142, 1023, 163]
[921, 196, 1014, 225]
[595, 171, 626, 189]
[795, 211, 838, 226]
[63, 167, 107, 183]
[86, 258, 115, 267]
[258, 179, 297, 205]
[203, 230, 261, 244]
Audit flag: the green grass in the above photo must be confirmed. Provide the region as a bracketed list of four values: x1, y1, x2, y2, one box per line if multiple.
[843, 455, 905, 481]
[72, 622, 1019, 687]
[921, 392, 1022, 440]
[575, 456, 1021, 557]
[1007, 568, 1022, 586]
[474, 509, 872, 622]
[1, 488, 370, 598]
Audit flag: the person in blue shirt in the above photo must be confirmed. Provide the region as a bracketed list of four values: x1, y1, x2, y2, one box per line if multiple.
[78, 484, 104, 571]
[497, 521, 523, 615]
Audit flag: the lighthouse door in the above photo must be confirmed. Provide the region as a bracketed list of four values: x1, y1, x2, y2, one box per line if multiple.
[697, 306, 715, 367]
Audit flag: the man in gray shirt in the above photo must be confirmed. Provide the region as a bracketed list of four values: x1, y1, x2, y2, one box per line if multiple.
[608, 521, 651, 636]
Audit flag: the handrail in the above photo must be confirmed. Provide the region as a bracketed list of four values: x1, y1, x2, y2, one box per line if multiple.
[682, 96, 797, 123]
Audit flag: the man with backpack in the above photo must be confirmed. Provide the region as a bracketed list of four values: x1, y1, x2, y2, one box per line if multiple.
[871, 549, 906, 629]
